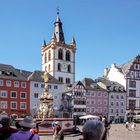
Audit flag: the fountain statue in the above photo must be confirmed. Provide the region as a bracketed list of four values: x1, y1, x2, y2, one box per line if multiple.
[38, 71, 54, 119]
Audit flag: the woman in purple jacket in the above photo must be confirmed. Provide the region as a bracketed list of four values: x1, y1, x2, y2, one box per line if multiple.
[9, 117, 40, 140]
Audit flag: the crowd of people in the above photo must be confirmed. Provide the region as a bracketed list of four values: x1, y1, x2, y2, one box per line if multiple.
[0, 116, 40, 140]
[0, 115, 111, 140]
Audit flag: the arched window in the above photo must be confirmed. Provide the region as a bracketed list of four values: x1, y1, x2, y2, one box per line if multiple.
[58, 49, 63, 60]
[45, 66, 47, 71]
[48, 64, 50, 72]
[66, 78, 70, 84]
[58, 63, 61, 71]
[68, 64, 71, 73]
[66, 50, 71, 61]
[44, 53, 47, 63]
[48, 50, 51, 61]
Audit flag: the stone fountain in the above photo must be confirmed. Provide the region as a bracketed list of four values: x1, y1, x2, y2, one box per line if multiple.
[38, 71, 54, 120]
[15, 72, 75, 134]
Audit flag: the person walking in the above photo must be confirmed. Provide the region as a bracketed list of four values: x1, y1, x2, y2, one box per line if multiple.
[53, 122, 64, 140]
[9, 116, 40, 140]
[102, 116, 110, 140]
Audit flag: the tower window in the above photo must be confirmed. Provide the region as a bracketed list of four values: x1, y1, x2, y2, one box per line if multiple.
[66, 78, 70, 84]
[58, 63, 61, 71]
[44, 53, 47, 63]
[58, 77, 63, 83]
[66, 50, 71, 61]
[48, 50, 51, 61]
[48, 64, 50, 73]
[58, 49, 63, 60]
[68, 64, 71, 73]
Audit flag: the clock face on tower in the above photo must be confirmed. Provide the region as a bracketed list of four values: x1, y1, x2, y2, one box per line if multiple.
[62, 63, 67, 69]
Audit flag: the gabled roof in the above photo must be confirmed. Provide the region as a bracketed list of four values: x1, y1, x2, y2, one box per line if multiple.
[97, 77, 125, 92]
[119, 55, 140, 75]
[120, 59, 134, 74]
[82, 77, 106, 91]
[16, 69, 32, 78]
[0, 64, 27, 80]
[28, 70, 62, 84]
[62, 81, 86, 93]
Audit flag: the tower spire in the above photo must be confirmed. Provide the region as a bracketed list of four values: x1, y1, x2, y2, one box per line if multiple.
[53, 8, 65, 43]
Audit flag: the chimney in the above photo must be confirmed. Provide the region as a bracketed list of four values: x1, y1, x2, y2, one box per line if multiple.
[104, 68, 108, 77]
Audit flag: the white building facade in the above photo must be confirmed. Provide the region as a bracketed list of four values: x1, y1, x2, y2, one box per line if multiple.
[28, 71, 63, 117]
[105, 55, 140, 117]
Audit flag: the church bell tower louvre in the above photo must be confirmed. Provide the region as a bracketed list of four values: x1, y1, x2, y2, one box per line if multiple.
[41, 11, 76, 85]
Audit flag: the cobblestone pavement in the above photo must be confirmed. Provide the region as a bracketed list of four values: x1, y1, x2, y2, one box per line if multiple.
[40, 124, 140, 140]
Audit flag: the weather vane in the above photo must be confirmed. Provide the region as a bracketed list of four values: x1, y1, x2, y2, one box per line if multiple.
[57, 7, 59, 15]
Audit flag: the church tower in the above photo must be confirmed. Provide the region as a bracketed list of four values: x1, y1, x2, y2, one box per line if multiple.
[41, 12, 76, 84]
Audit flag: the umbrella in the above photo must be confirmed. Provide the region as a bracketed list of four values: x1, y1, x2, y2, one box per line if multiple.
[79, 115, 99, 120]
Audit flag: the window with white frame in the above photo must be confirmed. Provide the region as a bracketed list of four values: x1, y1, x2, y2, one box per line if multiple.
[87, 108, 90, 113]
[10, 91, 17, 98]
[104, 92, 107, 97]
[116, 109, 119, 113]
[116, 95, 119, 99]
[129, 80, 136, 88]
[54, 85, 58, 89]
[121, 109, 124, 113]
[20, 92, 26, 99]
[91, 100, 95, 104]
[103, 109, 107, 113]
[0, 90, 7, 98]
[111, 109, 113, 113]
[104, 100, 107, 105]
[121, 95, 124, 99]
[0, 101, 7, 109]
[14, 81, 19, 87]
[98, 100, 101, 105]
[91, 108, 94, 113]
[121, 102, 124, 106]
[116, 102, 119, 106]
[111, 102, 114, 106]
[86, 92, 90, 96]
[41, 84, 44, 88]
[34, 93, 38, 98]
[86, 100, 90, 104]
[21, 82, 26, 88]
[111, 95, 114, 98]
[48, 85, 51, 89]
[20, 102, 26, 109]
[0, 80, 3, 86]
[11, 102, 17, 109]
[34, 83, 38, 87]
[6, 80, 11, 87]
